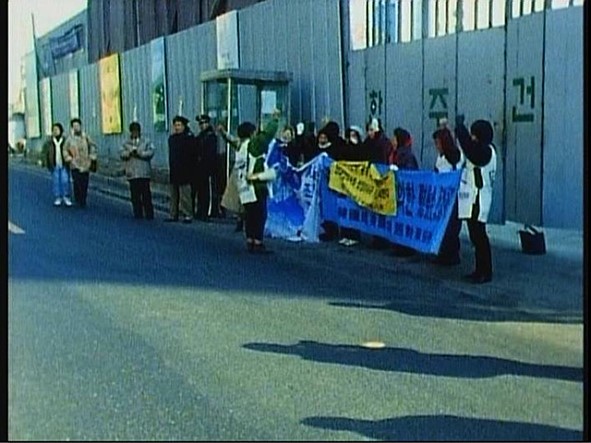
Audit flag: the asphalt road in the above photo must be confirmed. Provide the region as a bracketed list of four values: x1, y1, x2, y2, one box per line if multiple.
[8, 164, 584, 441]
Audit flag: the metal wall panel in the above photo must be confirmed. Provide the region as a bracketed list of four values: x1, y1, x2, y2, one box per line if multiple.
[542, 7, 583, 229]
[457, 28, 506, 224]
[50, 73, 71, 129]
[346, 50, 367, 130]
[384, 40, 423, 159]
[364, 45, 387, 128]
[237, 0, 344, 130]
[120, 45, 149, 158]
[78, 64, 101, 150]
[505, 13, 545, 225]
[421, 35, 457, 169]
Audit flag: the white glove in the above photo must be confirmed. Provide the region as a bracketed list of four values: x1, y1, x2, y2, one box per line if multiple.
[296, 123, 305, 136]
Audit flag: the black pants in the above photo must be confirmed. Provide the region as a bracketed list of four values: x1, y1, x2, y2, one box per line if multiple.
[129, 178, 154, 219]
[71, 169, 90, 207]
[466, 218, 492, 278]
[196, 175, 213, 219]
[244, 194, 268, 242]
[320, 221, 339, 241]
[340, 227, 360, 241]
[438, 201, 461, 262]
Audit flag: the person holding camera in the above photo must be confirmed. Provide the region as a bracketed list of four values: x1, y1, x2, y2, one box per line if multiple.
[120, 122, 155, 220]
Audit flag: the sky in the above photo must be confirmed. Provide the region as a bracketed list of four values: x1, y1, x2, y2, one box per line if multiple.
[8, 0, 87, 105]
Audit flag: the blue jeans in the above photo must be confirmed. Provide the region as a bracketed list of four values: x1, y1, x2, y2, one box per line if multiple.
[52, 166, 71, 199]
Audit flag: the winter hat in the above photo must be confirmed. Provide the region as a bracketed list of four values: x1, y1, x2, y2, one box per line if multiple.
[470, 120, 494, 145]
[347, 125, 364, 140]
[394, 127, 412, 147]
[237, 122, 257, 139]
[196, 114, 210, 124]
[368, 118, 380, 132]
[323, 121, 341, 142]
[172, 115, 189, 125]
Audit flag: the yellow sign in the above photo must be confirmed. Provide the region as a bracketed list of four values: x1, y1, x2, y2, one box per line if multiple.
[329, 161, 397, 215]
[99, 53, 122, 134]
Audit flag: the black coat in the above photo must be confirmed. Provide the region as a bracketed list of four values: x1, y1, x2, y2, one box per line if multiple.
[363, 133, 393, 164]
[168, 129, 196, 185]
[195, 126, 218, 175]
[394, 145, 419, 170]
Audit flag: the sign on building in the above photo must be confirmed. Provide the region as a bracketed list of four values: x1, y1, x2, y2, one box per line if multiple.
[216, 11, 239, 69]
[99, 53, 122, 134]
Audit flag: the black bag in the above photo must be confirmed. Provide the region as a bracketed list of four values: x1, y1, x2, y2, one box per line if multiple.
[518, 225, 546, 255]
[90, 159, 98, 173]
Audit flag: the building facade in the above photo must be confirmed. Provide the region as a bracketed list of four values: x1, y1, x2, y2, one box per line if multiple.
[21, 0, 584, 230]
[87, 0, 265, 63]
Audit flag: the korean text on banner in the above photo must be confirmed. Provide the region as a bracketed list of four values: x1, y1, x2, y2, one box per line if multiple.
[328, 161, 396, 216]
[264, 141, 324, 242]
[99, 53, 122, 134]
[321, 157, 461, 254]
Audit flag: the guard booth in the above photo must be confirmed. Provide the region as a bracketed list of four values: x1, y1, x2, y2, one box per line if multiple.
[200, 69, 291, 217]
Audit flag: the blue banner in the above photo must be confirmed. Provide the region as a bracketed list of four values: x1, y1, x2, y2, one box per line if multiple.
[49, 25, 83, 59]
[264, 148, 461, 253]
[320, 157, 461, 254]
[265, 140, 324, 242]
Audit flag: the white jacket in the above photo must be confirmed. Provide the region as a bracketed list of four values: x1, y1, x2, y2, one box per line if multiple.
[458, 144, 497, 223]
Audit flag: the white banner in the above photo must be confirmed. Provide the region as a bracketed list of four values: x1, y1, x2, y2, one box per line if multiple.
[40, 78, 52, 136]
[24, 51, 41, 138]
[69, 69, 79, 119]
[216, 11, 239, 69]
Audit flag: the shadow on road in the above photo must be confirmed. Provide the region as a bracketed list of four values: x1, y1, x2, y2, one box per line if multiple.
[243, 340, 582, 382]
[300, 414, 583, 441]
[8, 164, 582, 326]
[328, 300, 581, 324]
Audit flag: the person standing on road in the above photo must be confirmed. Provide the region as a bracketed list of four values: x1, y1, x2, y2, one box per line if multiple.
[454, 115, 497, 284]
[42, 122, 72, 207]
[63, 118, 98, 208]
[119, 122, 155, 220]
[194, 114, 218, 221]
[337, 125, 365, 247]
[166, 115, 196, 223]
[363, 118, 395, 249]
[219, 122, 256, 233]
[238, 110, 280, 253]
[432, 127, 463, 265]
[389, 127, 419, 256]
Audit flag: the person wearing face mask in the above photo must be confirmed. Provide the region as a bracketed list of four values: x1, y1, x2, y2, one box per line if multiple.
[120, 122, 155, 220]
[317, 122, 346, 242]
[63, 118, 98, 208]
[364, 118, 395, 165]
[362, 118, 395, 249]
[337, 125, 365, 246]
[276, 125, 299, 167]
[42, 122, 72, 207]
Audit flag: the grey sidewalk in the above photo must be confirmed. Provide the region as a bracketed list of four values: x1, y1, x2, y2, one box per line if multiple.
[10, 158, 584, 320]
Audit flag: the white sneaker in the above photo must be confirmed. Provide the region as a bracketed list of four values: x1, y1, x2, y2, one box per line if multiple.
[63, 197, 72, 207]
[338, 238, 349, 245]
[53, 198, 62, 206]
[345, 239, 359, 246]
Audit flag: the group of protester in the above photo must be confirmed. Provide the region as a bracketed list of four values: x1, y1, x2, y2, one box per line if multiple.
[41, 111, 497, 284]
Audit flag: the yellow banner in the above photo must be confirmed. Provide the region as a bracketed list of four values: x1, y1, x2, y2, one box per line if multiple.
[329, 161, 397, 215]
[99, 53, 122, 134]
